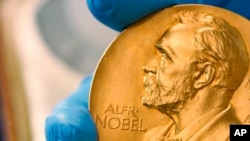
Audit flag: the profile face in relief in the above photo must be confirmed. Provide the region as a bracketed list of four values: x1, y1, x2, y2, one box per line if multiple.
[141, 11, 249, 141]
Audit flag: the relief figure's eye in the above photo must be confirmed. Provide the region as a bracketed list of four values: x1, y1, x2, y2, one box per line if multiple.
[160, 54, 171, 67]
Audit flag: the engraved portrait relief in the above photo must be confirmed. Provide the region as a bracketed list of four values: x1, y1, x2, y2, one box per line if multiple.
[141, 11, 249, 141]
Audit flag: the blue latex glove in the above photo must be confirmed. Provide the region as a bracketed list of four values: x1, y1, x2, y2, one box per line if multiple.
[87, 0, 250, 31]
[45, 1, 250, 141]
[45, 75, 97, 141]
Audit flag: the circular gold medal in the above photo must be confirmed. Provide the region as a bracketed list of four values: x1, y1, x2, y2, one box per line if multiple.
[90, 4, 250, 141]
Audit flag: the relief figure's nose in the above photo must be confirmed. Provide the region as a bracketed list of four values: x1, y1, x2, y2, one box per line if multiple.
[143, 55, 160, 74]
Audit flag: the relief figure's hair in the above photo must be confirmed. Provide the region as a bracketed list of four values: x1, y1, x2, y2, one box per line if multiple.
[174, 11, 249, 92]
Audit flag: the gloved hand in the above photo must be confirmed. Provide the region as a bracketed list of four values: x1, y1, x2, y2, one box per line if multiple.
[87, 0, 250, 31]
[45, 1, 250, 141]
[45, 75, 98, 141]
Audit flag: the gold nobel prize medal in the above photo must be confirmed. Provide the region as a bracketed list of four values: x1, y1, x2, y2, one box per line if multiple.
[90, 4, 250, 141]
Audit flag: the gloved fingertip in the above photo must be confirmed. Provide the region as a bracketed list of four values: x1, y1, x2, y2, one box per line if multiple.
[81, 74, 93, 86]
[45, 117, 57, 140]
[87, 0, 115, 16]
[87, 0, 112, 11]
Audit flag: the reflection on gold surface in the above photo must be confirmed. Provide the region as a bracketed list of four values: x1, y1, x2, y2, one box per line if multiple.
[90, 5, 250, 141]
[142, 11, 248, 141]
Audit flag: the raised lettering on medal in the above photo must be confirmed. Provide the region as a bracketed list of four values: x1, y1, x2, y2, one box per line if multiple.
[94, 104, 146, 132]
[90, 4, 250, 141]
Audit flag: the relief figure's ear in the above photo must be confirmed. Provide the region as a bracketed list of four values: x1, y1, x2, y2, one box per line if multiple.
[193, 62, 215, 89]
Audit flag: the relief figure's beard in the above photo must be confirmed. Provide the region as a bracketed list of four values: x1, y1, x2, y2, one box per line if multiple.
[141, 73, 195, 115]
